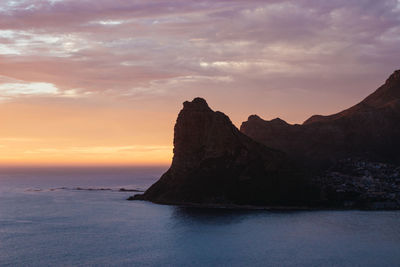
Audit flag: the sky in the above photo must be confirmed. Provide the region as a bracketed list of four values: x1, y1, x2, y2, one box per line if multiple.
[0, 0, 399, 166]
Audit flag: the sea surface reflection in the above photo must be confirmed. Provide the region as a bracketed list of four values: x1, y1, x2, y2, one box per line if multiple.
[0, 167, 399, 266]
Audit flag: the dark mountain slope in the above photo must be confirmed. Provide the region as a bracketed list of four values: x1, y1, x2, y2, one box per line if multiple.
[241, 70, 400, 164]
[133, 98, 318, 206]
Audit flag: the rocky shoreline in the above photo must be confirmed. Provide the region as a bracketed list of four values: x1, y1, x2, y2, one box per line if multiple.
[130, 158, 400, 210]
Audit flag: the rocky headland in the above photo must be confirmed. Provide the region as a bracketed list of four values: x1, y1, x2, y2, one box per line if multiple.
[132, 98, 319, 206]
[131, 70, 400, 209]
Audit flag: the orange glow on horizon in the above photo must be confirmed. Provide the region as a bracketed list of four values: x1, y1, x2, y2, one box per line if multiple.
[0, 140, 173, 167]
[0, 98, 175, 166]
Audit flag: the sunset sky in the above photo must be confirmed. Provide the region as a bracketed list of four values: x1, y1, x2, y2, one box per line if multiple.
[1, 0, 399, 166]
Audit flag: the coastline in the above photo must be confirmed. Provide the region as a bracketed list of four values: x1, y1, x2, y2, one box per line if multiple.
[128, 197, 400, 211]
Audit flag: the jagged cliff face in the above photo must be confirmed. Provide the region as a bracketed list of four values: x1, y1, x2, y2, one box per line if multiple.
[171, 98, 275, 175]
[241, 70, 400, 164]
[134, 98, 318, 205]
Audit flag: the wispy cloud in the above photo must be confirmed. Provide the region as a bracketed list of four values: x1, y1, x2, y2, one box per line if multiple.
[0, 0, 398, 100]
[1, 1, 398, 94]
[0, 82, 58, 95]
[0, 76, 83, 100]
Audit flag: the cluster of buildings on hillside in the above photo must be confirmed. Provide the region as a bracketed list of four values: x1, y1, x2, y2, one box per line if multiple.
[318, 158, 400, 209]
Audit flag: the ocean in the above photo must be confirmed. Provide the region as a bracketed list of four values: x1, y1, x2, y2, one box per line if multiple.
[0, 166, 399, 267]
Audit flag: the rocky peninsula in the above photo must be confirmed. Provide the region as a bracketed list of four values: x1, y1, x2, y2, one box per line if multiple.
[131, 70, 400, 209]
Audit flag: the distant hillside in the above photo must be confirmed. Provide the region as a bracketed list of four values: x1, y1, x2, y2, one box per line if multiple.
[241, 70, 400, 164]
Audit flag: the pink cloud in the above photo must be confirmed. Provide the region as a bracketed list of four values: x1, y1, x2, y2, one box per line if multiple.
[0, 0, 398, 123]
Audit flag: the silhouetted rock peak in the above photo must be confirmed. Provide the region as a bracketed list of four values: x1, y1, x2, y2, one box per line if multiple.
[385, 69, 400, 86]
[270, 118, 289, 126]
[248, 114, 262, 121]
[183, 97, 211, 111]
[173, 97, 241, 167]
[132, 98, 309, 205]
[247, 115, 288, 126]
[355, 69, 400, 109]
[303, 70, 400, 125]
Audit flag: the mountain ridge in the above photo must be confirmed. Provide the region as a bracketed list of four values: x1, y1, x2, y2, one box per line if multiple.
[304, 69, 400, 125]
[240, 70, 400, 164]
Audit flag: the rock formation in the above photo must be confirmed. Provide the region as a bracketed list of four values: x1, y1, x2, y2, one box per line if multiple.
[132, 98, 318, 206]
[131, 70, 400, 209]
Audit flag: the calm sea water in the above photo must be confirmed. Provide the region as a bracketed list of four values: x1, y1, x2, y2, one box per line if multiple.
[0, 167, 400, 267]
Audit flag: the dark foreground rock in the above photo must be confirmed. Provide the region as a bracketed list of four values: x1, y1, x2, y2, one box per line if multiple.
[132, 98, 320, 206]
[131, 70, 400, 209]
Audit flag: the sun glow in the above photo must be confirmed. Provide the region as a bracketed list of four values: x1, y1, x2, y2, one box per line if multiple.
[0, 143, 173, 166]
